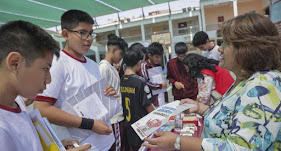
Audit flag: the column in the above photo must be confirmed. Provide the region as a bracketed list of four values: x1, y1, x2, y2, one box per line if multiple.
[168, 16, 175, 58]
[200, 4, 206, 31]
[141, 24, 145, 41]
[233, 0, 238, 17]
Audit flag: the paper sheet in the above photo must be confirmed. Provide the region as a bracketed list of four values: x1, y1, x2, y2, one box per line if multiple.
[147, 67, 167, 95]
[131, 101, 196, 140]
[61, 78, 123, 142]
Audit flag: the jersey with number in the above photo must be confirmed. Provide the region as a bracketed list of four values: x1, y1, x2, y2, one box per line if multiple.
[120, 74, 152, 148]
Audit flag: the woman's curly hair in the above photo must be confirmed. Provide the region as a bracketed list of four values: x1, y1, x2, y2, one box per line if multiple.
[221, 12, 281, 80]
[183, 53, 219, 79]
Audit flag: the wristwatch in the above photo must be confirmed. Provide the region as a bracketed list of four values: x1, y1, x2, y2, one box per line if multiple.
[174, 135, 181, 150]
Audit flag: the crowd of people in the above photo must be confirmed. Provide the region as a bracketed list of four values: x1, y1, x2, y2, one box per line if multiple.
[0, 8, 280, 151]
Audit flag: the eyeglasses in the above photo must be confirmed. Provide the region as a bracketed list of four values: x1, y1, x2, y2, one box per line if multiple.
[68, 30, 98, 40]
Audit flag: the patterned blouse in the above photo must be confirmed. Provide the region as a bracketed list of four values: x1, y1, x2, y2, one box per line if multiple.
[201, 70, 281, 151]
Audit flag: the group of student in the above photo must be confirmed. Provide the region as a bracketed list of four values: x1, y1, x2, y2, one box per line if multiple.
[0, 8, 235, 151]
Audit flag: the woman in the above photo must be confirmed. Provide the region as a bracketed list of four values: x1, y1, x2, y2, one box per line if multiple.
[142, 12, 281, 150]
[183, 53, 234, 105]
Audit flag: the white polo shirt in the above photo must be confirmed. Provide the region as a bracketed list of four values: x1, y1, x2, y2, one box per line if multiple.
[35, 50, 114, 151]
[99, 60, 124, 124]
[202, 45, 221, 61]
[0, 97, 43, 151]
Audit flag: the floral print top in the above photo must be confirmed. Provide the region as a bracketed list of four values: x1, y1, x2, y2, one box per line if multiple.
[201, 70, 281, 151]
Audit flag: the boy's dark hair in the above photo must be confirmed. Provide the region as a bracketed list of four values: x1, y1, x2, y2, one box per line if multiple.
[192, 31, 209, 47]
[148, 42, 164, 56]
[107, 35, 128, 52]
[175, 42, 188, 54]
[129, 42, 147, 55]
[123, 47, 144, 67]
[61, 9, 94, 30]
[0, 20, 60, 66]
[183, 53, 219, 79]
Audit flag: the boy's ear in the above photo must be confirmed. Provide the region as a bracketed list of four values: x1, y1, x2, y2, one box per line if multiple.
[61, 29, 69, 40]
[6, 52, 24, 72]
[6, 52, 24, 71]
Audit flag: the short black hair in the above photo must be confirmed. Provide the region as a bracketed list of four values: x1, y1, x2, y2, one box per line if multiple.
[148, 42, 163, 55]
[107, 35, 128, 52]
[183, 53, 219, 79]
[61, 9, 94, 30]
[0, 20, 60, 66]
[123, 47, 143, 67]
[129, 43, 147, 55]
[192, 31, 209, 47]
[175, 42, 188, 54]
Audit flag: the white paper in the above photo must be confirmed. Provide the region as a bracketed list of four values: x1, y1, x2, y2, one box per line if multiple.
[147, 67, 167, 95]
[151, 74, 163, 84]
[131, 101, 196, 140]
[73, 92, 108, 119]
[61, 78, 123, 142]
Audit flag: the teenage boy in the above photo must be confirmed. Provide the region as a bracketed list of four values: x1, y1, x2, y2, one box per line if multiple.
[192, 31, 221, 61]
[139, 42, 168, 107]
[34, 10, 118, 151]
[166, 42, 198, 101]
[121, 47, 154, 151]
[0, 21, 90, 151]
[99, 35, 128, 151]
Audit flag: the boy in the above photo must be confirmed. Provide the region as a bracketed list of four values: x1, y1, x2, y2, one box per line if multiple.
[166, 42, 198, 101]
[0, 21, 90, 151]
[139, 42, 168, 107]
[121, 47, 154, 151]
[192, 31, 221, 61]
[34, 10, 118, 151]
[99, 35, 128, 151]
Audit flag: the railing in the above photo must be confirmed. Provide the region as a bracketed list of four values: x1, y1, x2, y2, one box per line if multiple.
[172, 25, 199, 36]
[122, 34, 142, 43]
[206, 22, 223, 31]
[145, 30, 170, 40]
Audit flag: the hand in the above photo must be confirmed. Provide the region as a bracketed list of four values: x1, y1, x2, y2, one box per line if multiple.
[142, 132, 177, 151]
[162, 82, 167, 89]
[174, 81, 184, 89]
[92, 120, 113, 135]
[62, 138, 91, 151]
[104, 85, 119, 98]
[61, 138, 79, 149]
[180, 98, 198, 114]
[66, 144, 91, 151]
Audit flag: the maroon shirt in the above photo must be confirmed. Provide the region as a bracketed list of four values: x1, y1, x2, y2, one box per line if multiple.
[138, 60, 168, 107]
[166, 57, 198, 100]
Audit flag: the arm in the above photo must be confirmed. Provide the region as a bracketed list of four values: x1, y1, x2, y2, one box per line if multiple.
[180, 98, 210, 115]
[145, 104, 155, 113]
[166, 61, 176, 86]
[34, 101, 82, 128]
[166, 61, 184, 90]
[34, 101, 112, 135]
[143, 131, 203, 151]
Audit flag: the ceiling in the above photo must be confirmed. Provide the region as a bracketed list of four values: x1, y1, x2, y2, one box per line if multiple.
[0, 0, 177, 29]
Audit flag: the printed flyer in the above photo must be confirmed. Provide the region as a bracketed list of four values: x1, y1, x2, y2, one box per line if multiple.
[131, 101, 196, 140]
